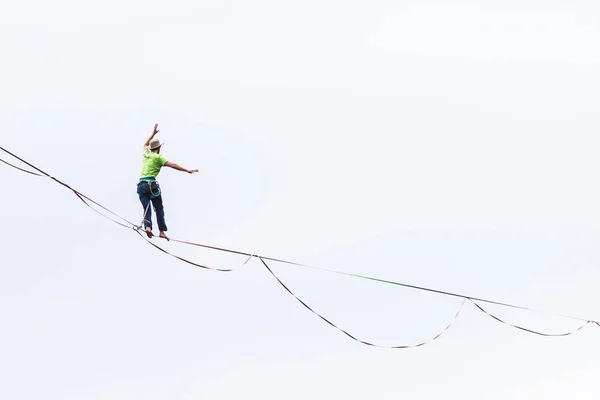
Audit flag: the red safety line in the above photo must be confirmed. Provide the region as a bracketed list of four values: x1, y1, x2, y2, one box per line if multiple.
[470, 300, 591, 337]
[259, 257, 466, 348]
[137, 230, 252, 272]
[2, 146, 600, 332]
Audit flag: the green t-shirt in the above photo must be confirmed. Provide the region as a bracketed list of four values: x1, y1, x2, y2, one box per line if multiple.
[140, 151, 168, 178]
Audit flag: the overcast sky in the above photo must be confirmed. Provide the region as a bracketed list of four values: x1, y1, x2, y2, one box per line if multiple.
[2, 1, 600, 399]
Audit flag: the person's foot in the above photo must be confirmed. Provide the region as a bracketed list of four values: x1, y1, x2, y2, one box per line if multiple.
[159, 231, 170, 241]
[145, 227, 154, 238]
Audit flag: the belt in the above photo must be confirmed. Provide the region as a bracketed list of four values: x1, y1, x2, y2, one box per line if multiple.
[139, 177, 156, 182]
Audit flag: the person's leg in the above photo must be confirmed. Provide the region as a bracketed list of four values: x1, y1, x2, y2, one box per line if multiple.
[150, 184, 169, 240]
[151, 194, 169, 240]
[137, 182, 153, 238]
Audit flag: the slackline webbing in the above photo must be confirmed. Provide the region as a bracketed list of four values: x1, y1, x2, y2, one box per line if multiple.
[2, 145, 599, 346]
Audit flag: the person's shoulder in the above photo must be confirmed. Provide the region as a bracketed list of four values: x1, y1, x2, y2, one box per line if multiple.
[143, 151, 159, 158]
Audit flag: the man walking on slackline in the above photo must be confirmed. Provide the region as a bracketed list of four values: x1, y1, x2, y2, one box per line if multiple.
[138, 123, 198, 240]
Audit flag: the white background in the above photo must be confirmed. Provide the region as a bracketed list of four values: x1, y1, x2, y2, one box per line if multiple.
[1, 0, 600, 398]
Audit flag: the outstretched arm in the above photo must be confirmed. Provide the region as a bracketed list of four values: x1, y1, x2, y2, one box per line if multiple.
[143, 124, 159, 150]
[165, 161, 198, 174]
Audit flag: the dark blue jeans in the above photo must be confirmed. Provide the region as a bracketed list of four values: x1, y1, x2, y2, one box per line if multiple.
[137, 181, 168, 232]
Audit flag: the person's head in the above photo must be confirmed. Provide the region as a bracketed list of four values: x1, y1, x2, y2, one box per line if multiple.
[148, 138, 162, 153]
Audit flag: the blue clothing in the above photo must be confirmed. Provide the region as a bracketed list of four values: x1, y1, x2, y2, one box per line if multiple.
[137, 180, 167, 232]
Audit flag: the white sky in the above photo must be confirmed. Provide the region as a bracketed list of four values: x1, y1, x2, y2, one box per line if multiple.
[1, 0, 600, 399]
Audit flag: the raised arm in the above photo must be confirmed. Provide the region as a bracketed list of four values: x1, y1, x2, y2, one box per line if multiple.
[143, 124, 159, 150]
[165, 161, 199, 174]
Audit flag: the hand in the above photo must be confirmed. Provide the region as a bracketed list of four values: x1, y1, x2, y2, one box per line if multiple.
[152, 123, 159, 136]
[187, 169, 199, 174]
